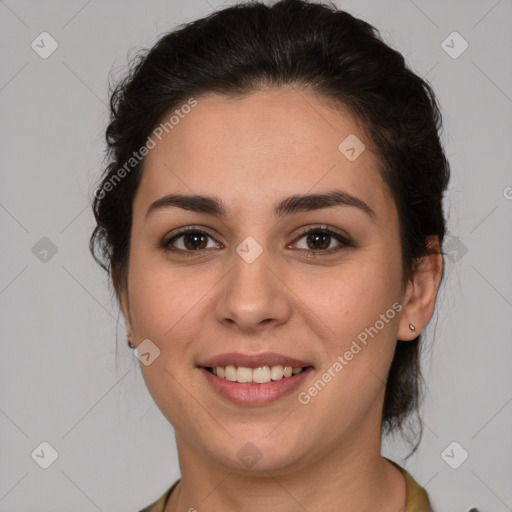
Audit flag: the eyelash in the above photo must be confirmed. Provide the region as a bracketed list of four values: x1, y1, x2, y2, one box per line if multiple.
[160, 225, 353, 258]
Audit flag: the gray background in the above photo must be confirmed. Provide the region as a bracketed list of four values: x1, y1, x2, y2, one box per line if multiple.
[1, 0, 511, 511]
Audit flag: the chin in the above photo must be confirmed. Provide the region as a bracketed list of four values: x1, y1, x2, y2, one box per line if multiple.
[201, 432, 311, 475]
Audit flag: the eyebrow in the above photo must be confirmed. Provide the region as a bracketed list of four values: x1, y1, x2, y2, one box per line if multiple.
[145, 189, 375, 221]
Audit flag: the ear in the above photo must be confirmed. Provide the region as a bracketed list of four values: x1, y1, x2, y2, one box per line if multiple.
[112, 265, 132, 334]
[397, 235, 444, 341]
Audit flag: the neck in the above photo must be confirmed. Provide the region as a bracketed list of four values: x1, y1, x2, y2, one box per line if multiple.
[165, 427, 406, 512]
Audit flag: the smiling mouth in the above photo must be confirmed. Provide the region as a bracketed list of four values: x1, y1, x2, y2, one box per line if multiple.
[204, 364, 310, 384]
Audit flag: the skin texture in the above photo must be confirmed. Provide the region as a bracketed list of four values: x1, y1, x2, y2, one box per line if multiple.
[117, 87, 443, 512]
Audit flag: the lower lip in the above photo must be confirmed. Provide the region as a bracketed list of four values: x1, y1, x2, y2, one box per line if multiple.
[200, 367, 313, 406]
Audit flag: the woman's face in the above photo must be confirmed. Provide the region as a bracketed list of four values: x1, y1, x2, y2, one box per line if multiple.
[120, 87, 415, 472]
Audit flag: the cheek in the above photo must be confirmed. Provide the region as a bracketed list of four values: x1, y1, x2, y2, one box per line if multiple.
[293, 265, 402, 427]
[300, 254, 401, 331]
[127, 251, 201, 339]
[293, 254, 403, 387]
[127, 259, 208, 427]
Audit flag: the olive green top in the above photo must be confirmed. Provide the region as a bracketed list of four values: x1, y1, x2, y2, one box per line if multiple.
[139, 459, 432, 512]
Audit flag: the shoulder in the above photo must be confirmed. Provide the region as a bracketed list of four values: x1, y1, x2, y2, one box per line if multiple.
[401, 468, 433, 512]
[138, 465, 433, 512]
[138, 479, 180, 512]
[386, 458, 433, 512]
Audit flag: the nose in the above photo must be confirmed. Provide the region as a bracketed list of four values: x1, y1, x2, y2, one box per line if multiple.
[215, 240, 292, 333]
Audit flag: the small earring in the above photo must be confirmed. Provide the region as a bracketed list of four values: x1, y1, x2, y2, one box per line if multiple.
[127, 335, 134, 348]
[409, 324, 416, 332]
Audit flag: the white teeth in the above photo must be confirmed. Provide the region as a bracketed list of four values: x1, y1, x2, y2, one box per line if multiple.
[210, 364, 304, 383]
[225, 365, 237, 382]
[270, 365, 283, 381]
[236, 366, 253, 383]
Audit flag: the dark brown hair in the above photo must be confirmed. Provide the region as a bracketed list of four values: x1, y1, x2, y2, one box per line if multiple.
[89, 0, 450, 454]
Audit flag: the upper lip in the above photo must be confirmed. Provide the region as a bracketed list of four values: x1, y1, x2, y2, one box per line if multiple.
[199, 352, 313, 369]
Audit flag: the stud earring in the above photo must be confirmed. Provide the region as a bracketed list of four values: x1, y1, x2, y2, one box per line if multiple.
[127, 335, 134, 348]
[409, 324, 416, 332]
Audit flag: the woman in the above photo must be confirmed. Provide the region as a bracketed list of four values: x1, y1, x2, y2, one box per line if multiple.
[90, 0, 449, 510]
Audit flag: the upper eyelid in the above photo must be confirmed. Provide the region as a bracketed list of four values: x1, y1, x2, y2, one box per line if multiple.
[294, 224, 349, 239]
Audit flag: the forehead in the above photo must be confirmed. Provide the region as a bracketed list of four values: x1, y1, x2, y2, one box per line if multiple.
[134, 88, 393, 220]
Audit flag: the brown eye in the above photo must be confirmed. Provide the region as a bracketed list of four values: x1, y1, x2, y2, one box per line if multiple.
[181, 232, 208, 250]
[163, 228, 221, 255]
[305, 231, 332, 250]
[291, 227, 353, 255]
